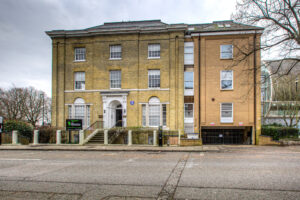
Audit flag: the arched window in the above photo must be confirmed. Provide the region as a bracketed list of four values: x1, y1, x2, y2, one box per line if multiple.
[68, 98, 90, 128]
[74, 98, 85, 104]
[141, 97, 167, 127]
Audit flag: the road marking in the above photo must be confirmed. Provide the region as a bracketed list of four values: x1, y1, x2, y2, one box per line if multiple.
[0, 158, 41, 161]
[157, 153, 190, 199]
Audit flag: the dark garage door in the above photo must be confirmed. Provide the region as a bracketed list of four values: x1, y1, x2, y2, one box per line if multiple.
[202, 129, 248, 145]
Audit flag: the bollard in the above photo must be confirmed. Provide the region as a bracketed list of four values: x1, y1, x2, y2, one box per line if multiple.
[12, 130, 18, 145]
[153, 130, 157, 146]
[104, 129, 108, 145]
[128, 130, 132, 146]
[33, 130, 39, 145]
[56, 130, 61, 145]
[79, 130, 84, 145]
[178, 129, 181, 146]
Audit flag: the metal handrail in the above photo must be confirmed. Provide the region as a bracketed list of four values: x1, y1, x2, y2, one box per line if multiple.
[84, 121, 104, 139]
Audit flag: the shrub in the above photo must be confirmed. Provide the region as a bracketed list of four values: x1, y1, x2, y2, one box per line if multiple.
[262, 126, 299, 140]
[38, 126, 57, 143]
[3, 120, 33, 140]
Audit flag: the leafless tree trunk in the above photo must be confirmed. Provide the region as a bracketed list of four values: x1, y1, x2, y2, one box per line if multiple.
[0, 86, 51, 127]
[0, 87, 27, 120]
[232, 0, 300, 74]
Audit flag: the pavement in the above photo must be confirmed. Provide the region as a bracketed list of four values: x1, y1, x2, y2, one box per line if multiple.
[0, 146, 300, 199]
[0, 144, 223, 152]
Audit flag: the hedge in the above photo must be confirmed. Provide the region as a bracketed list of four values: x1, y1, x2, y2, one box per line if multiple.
[38, 126, 57, 143]
[3, 120, 33, 140]
[261, 126, 299, 140]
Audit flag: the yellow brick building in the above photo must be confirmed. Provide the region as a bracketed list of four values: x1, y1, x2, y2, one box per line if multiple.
[46, 20, 263, 145]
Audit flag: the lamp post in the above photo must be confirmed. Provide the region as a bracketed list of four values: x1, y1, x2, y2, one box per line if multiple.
[40, 93, 44, 126]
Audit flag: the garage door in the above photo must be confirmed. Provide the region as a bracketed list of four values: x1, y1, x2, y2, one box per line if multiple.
[202, 129, 248, 144]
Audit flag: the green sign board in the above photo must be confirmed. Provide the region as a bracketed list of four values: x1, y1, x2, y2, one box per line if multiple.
[66, 119, 82, 130]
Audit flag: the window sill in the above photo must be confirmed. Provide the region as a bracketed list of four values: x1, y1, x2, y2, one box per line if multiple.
[73, 60, 86, 63]
[220, 88, 234, 91]
[220, 121, 233, 123]
[148, 57, 160, 60]
[148, 87, 161, 89]
[110, 88, 122, 90]
[109, 58, 122, 60]
[220, 57, 233, 60]
[74, 89, 86, 91]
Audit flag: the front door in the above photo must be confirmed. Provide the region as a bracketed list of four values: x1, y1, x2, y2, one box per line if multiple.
[116, 108, 123, 127]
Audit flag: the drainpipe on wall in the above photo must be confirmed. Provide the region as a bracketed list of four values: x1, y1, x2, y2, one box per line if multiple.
[253, 32, 257, 145]
[198, 36, 201, 137]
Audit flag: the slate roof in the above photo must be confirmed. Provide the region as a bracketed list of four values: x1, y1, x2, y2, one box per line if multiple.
[46, 19, 263, 38]
[264, 59, 300, 76]
[188, 20, 263, 33]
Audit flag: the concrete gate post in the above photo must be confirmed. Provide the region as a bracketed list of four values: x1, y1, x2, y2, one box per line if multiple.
[12, 130, 18, 145]
[79, 130, 84, 145]
[128, 130, 132, 146]
[153, 130, 157, 146]
[33, 130, 39, 145]
[56, 130, 61, 145]
[104, 129, 108, 145]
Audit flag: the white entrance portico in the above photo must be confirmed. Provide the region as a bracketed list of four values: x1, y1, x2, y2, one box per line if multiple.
[101, 91, 129, 129]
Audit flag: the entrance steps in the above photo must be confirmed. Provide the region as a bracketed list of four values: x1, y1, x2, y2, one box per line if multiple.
[86, 131, 104, 144]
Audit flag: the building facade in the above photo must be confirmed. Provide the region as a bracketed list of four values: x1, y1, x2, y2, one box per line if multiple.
[46, 20, 263, 144]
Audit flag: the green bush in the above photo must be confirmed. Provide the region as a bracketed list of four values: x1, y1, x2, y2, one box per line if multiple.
[3, 120, 33, 140]
[38, 126, 57, 143]
[261, 125, 299, 140]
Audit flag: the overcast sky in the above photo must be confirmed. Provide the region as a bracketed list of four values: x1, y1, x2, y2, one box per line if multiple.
[0, 0, 238, 96]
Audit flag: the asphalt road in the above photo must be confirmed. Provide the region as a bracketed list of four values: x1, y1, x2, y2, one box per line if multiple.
[0, 146, 300, 199]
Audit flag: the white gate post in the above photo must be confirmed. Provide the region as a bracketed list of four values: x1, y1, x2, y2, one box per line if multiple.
[153, 130, 157, 146]
[79, 130, 84, 145]
[56, 130, 61, 145]
[104, 129, 108, 145]
[33, 130, 39, 145]
[128, 130, 132, 146]
[12, 130, 18, 145]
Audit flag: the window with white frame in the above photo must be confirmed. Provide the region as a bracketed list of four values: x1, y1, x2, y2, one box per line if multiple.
[220, 103, 233, 123]
[148, 70, 160, 88]
[184, 104, 194, 119]
[110, 70, 121, 89]
[68, 98, 90, 128]
[74, 48, 86, 61]
[220, 45, 233, 59]
[184, 103, 194, 133]
[142, 104, 146, 126]
[110, 45, 122, 59]
[141, 97, 167, 127]
[221, 70, 233, 90]
[149, 104, 160, 126]
[184, 42, 194, 65]
[148, 44, 160, 58]
[74, 72, 85, 90]
[162, 104, 167, 126]
[184, 71, 194, 90]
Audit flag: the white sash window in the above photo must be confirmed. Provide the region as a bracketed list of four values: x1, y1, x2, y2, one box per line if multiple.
[220, 103, 233, 123]
[220, 45, 233, 59]
[74, 48, 86, 61]
[74, 72, 85, 90]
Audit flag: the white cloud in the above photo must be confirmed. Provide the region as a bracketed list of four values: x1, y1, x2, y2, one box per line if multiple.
[0, 0, 238, 97]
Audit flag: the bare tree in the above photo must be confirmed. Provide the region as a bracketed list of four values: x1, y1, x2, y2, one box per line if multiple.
[232, 0, 300, 73]
[0, 86, 51, 127]
[23, 87, 44, 127]
[0, 87, 27, 120]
